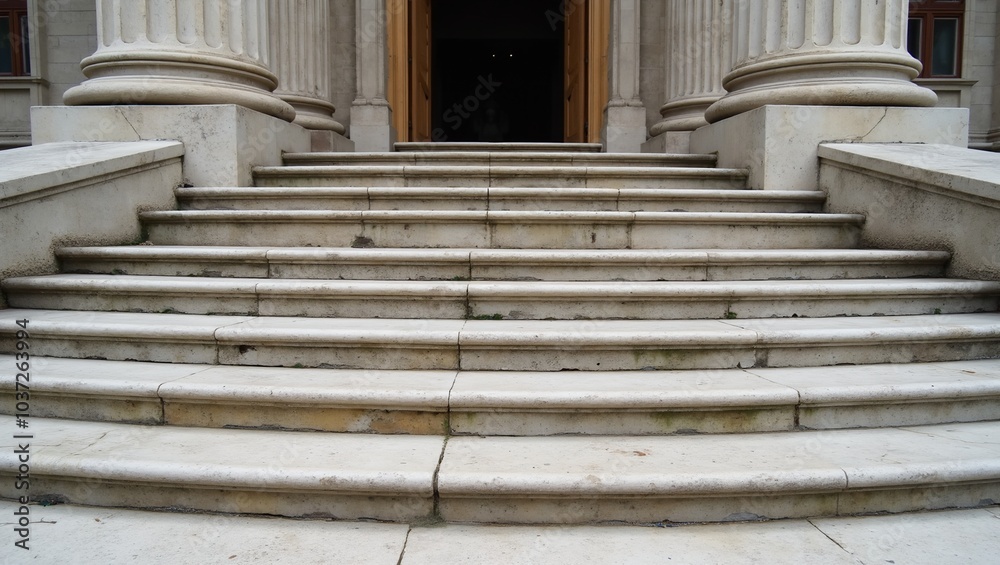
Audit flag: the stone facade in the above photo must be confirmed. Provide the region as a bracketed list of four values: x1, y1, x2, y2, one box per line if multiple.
[1, 0, 997, 153]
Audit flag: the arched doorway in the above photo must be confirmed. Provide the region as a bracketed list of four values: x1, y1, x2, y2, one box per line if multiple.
[388, 0, 608, 144]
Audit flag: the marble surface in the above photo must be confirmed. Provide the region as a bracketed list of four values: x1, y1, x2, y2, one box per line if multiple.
[5, 503, 998, 564]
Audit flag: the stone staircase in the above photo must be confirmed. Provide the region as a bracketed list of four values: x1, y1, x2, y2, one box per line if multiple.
[2, 142, 1000, 525]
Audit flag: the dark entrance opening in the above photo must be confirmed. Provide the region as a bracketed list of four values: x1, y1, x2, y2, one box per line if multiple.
[432, 0, 564, 143]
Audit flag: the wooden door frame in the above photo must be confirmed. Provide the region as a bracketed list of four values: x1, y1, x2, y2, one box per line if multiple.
[387, 0, 609, 144]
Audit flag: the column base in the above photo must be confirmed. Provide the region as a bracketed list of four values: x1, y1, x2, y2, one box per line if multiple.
[311, 130, 356, 153]
[642, 131, 692, 154]
[602, 105, 647, 153]
[350, 103, 397, 152]
[690, 105, 969, 190]
[31, 105, 310, 187]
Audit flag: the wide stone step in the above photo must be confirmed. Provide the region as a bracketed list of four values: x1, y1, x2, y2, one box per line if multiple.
[436, 422, 1000, 524]
[252, 165, 748, 189]
[3, 309, 999, 371]
[57, 246, 952, 281]
[6, 275, 998, 320]
[282, 151, 717, 168]
[4, 417, 999, 524]
[395, 141, 603, 152]
[0, 417, 442, 521]
[4, 356, 998, 436]
[139, 210, 864, 249]
[176, 186, 825, 213]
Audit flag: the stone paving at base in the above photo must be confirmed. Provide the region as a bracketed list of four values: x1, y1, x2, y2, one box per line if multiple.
[2, 502, 998, 564]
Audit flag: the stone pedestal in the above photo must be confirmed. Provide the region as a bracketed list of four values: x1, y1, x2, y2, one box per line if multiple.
[64, 0, 293, 122]
[706, 0, 936, 123]
[646, 0, 732, 153]
[602, 0, 645, 153]
[269, 0, 346, 136]
[691, 105, 969, 190]
[351, 0, 396, 152]
[32, 105, 310, 187]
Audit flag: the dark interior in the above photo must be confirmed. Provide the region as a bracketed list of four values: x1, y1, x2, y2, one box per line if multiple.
[431, 0, 564, 142]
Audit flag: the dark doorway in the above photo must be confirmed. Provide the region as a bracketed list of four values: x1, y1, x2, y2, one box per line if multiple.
[431, 0, 564, 143]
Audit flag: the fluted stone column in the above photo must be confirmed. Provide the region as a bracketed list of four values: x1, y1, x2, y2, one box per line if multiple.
[650, 0, 732, 137]
[603, 0, 645, 153]
[269, 0, 345, 134]
[64, 0, 294, 122]
[705, 0, 937, 123]
[990, 9, 1000, 152]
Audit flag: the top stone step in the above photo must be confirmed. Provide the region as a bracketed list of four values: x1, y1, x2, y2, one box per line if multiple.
[395, 142, 603, 153]
[283, 152, 717, 169]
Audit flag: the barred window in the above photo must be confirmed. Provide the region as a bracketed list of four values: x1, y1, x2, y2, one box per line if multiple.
[908, 0, 965, 78]
[0, 0, 29, 76]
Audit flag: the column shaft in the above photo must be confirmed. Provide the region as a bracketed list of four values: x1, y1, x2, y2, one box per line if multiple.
[64, 0, 293, 121]
[706, 0, 936, 123]
[650, 0, 732, 136]
[269, 0, 345, 133]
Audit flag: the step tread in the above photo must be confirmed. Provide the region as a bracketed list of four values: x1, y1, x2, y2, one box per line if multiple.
[7, 274, 1000, 299]
[437, 421, 1000, 496]
[176, 186, 825, 200]
[0, 416, 443, 494]
[8, 415, 998, 498]
[57, 246, 952, 264]
[254, 165, 746, 176]
[282, 151, 718, 167]
[139, 209, 865, 224]
[5, 309, 1000, 346]
[5, 355, 998, 411]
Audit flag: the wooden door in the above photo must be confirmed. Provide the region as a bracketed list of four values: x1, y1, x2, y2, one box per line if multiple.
[564, 0, 588, 143]
[409, 0, 432, 142]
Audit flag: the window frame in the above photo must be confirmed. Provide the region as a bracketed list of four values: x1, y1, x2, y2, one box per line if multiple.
[908, 0, 966, 79]
[0, 0, 29, 77]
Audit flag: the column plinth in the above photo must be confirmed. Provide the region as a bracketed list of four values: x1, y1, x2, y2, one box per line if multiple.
[705, 0, 936, 124]
[64, 0, 294, 122]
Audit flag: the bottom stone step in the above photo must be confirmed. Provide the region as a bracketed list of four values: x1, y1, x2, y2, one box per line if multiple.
[4, 417, 999, 525]
[437, 422, 1000, 524]
[0, 417, 442, 521]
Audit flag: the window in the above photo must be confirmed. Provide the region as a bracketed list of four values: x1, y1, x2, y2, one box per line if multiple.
[0, 0, 29, 76]
[908, 0, 965, 78]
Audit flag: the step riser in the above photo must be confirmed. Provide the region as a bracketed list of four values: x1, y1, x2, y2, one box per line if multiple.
[9, 292, 996, 320]
[145, 222, 861, 249]
[0, 477, 434, 522]
[253, 174, 747, 190]
[437, 483, 1000, 525]
[6, 333, 998, 372]
[178, 197, 822, 214]
[3, 470, 996, 525]
[58, 257, 948, 282]
[394, 142, 603, 152]
[281, 156, 716, 168]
